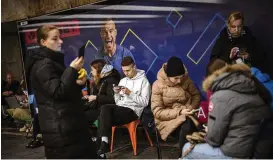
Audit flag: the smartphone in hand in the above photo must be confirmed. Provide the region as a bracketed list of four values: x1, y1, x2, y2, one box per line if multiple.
[78, 45, 85, 58]
[192, 108, 200, 114]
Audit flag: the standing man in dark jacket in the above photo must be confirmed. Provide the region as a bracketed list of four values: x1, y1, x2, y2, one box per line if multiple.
[24, 25, 98, 159]
[182, 64, 271, 158]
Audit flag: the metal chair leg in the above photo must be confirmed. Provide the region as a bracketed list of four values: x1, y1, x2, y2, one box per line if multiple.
[155, 126, 162, 159]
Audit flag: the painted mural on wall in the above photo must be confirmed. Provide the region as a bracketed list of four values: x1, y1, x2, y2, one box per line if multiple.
[18, 0, 259, 98]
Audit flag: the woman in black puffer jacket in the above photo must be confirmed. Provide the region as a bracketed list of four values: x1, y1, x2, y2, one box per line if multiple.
[84, 59, 120, 124]
[24, 25, 98, 159]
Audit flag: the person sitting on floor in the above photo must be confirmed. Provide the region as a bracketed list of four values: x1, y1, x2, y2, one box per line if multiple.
[97, 56, 151, 156]
[84, 59, 120, 127]
[151, 56, 201, 157]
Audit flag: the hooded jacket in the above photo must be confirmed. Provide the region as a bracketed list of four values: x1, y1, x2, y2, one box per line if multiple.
[91, 66, 120, 107]
[114, 69, 151, 117]
[203, 64, 271, 158]
[251, 67, 273, 111]
[151, 64, 201, 140]
[24, 47, 97, 158]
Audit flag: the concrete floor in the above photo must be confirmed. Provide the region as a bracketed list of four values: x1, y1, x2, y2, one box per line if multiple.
[1, 119, 180, 159]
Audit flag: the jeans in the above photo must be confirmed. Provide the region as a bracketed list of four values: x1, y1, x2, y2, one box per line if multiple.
[172, 117, 198, 157]
[182, 143, 232, 159]
[29, 100, 40, 139]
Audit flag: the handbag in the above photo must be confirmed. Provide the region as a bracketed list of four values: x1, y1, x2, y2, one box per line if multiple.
[182, 115, 206, 158]
[84, 80, 106, 111]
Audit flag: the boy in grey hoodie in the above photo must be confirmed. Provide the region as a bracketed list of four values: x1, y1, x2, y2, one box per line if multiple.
[97, 56, 151, 156]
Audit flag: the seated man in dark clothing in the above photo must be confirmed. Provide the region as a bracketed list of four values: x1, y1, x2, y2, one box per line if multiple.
[2, 72, 22, 105]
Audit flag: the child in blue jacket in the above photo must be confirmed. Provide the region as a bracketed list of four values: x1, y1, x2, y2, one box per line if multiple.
[251, 67, 273, 111]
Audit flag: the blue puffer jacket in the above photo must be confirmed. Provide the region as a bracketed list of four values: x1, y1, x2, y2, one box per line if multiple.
[251, 67, 273, 111]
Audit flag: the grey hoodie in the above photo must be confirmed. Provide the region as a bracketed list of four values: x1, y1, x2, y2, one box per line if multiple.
[114, 69, 151, 117]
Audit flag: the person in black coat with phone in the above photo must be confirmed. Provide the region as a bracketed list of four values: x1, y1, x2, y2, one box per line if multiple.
[210, 11, 261, 68]
[84, 59, 120, 124]
[24, 25, 98, 159]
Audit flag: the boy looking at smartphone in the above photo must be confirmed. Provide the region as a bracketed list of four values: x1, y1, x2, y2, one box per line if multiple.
[97, 56, 151, 156]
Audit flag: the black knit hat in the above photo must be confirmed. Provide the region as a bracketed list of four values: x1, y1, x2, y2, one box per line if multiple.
[165, 56, 185, 77]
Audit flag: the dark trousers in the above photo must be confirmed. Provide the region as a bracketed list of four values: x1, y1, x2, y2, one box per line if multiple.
[172, 117, 198, 157]
[29, 103, 40, 139]
[85, 109, 100, 124]
[99, 104, 138, 137]
[85, 109, 100, 138]
[254, 117, 273, 158]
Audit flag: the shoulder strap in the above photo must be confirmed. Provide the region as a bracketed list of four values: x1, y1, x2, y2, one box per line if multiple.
[97, 80, 106, 96]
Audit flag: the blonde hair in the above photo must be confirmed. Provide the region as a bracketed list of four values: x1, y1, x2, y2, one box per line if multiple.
[36, 25, 58, 45]
[227, 11, 244, 26]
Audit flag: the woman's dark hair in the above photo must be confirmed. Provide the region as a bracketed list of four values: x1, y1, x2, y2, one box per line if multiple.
[36, 25, 58, 45]
[206, 58, 226, 77]
[90, 59, 106, 85]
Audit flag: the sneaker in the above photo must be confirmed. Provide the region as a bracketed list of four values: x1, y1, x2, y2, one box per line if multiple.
[25, 139, 35, 148]
[98, 153, 107, 159]
[29, 139, 43, 148]
[19, 125, 27, 132]
[97, 141, 110, 155]
[36, 134, 42, 139]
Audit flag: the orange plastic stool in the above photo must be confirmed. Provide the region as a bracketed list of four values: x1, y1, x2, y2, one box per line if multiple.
[110, 119, 153, 155]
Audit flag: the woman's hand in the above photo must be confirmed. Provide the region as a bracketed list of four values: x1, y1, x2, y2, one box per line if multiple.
[88, 95, 97, 102]
[70, 57, 84, 71]
[180, 108, 193, 116]
[76, 76, 87, 85]
[229, 47, 239, 59]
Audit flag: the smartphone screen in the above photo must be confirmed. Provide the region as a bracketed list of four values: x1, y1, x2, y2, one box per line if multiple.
[120, 86, 125, 89]
[78, 45, 85, 58]
[192, 109, 200, 113]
